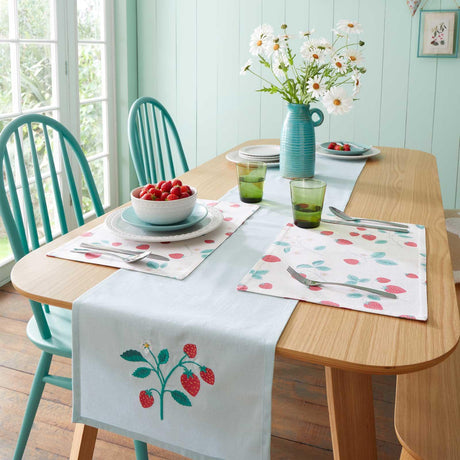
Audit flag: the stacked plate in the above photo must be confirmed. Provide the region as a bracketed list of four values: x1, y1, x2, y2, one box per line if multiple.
[238, 144, 280, 164]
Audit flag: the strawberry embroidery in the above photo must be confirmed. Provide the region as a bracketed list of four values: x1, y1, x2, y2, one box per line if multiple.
[183, 343, 197, 358]
[139, 390, 154, 408]
[200, 367, 215, 385]
[121, 343, 215, 420]
[181, 370, 200, 396]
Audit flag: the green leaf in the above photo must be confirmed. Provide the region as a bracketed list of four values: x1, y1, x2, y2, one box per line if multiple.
[376, 259, 397, 266]
[371, 252, 386, 258]
[158, 349, 169, 364]
[171, 390, 192, 407]
[132, 367, 151, 378]
[120, 350, 146, 362]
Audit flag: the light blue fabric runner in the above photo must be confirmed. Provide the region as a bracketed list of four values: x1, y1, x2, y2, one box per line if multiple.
[72, 157, 366, 459]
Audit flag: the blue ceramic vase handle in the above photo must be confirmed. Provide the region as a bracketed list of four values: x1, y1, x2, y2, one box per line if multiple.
[310, 108, 324, 127]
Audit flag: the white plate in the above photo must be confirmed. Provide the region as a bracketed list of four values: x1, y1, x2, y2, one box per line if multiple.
[225, 149, 279, 167]
[105, 205, 224, 242]
[316, 146, 381, 161]
[239, 144, 280, 158]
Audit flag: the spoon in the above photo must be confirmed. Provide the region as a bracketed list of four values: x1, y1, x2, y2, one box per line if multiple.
[329, 206, 409, 229]
[71, 247, 151, 263]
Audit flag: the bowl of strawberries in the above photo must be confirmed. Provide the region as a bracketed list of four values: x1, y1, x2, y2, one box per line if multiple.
[320, 141, 370, 155]
[131, 179, 197, 225]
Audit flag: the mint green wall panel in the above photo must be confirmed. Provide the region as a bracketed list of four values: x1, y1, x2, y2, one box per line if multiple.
[238, 0, 262, 143]
[176, 0, 198, 168]
[216, 1, 239, 155]
[379, 1, 412, 147]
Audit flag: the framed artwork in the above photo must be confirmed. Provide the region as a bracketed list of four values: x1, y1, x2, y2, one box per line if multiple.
[418, 9, 459, 58]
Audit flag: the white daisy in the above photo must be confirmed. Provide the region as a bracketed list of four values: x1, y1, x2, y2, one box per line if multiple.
[332, 56, 348, 73]
[306, 75, 326, 98]
[272, 53, 289, 78]
[298, 28, 315, 39]
[336, 20, 363, 35]
[141, 340, 152, 355]
[265, 36, 287, 57]
[240, 59, 253, 76]
[322, 87, 353, 115]
[249, 24, 274, 57]
[343, 48, 364, 65]
[317, 38, 333, 52]
[300, 42, 326, 64]
[352, 71, 362, 96]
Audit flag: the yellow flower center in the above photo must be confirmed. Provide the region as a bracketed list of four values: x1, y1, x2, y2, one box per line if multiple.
[273, 43, 280, 50]
[257, 40, 263, 46]
[350, 55, 356, 61]
[356, 79, 360, 86]
[348, 23, 354, 28]
[313, 83, 320, 90]
[336, 61, 342, 68]
[312, 53, 319, 59]
[333, 99, 342, 106]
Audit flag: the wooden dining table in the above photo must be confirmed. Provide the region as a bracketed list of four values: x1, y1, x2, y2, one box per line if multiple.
[11, 140, 460, 460]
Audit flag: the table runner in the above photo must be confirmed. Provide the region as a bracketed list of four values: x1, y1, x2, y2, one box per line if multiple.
[47, 200, 258, 280]
[72, 157, 366, 459]
[239, 220, 427, 320]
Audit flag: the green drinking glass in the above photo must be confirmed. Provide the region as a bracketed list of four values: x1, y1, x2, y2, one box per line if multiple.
[236, 161, 267, 203]
[290, 179, 327, 228]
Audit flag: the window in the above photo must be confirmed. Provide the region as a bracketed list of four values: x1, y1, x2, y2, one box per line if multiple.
[0, 0, 116, 283]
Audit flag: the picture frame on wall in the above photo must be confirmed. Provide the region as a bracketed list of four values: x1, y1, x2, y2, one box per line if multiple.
[418, 9, 459, 58]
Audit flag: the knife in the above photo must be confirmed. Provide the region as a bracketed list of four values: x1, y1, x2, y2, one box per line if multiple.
[320, 218, 410, 233]
[80, 242, 169, 261]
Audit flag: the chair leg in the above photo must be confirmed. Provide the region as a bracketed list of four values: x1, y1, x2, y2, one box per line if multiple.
[13, 352, 52, 460]
[134, 440, 149, 460]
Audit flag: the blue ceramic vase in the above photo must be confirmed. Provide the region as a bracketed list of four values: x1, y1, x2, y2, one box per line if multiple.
[280, 103, 324, 179]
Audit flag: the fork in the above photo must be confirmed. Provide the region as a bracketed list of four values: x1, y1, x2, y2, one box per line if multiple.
[80, 242, 169, 261]
[71, 247, 151, 263]
[287, 266, 397, 299]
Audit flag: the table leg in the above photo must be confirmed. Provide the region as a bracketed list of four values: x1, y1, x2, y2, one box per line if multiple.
[325, 367, 377, 460]
[69, 423, 98, 460]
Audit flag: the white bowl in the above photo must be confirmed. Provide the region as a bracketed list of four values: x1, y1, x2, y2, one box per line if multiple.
[130, 186, 197, 225]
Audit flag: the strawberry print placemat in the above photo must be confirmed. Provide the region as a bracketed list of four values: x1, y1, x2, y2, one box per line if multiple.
[47, 200, 258, 280]
[239, 220, 427, 320]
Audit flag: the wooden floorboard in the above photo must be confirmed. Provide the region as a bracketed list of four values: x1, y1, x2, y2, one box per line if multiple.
[0, 283, 401, 459]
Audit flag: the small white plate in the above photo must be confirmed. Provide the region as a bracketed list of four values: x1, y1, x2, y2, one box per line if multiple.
[105, 205, 224, 242]
[239, 144, 280, 158]
[226, 148, 279, 167]
[316, 146, 381, 161]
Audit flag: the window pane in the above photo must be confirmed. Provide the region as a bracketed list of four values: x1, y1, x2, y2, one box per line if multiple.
[78, 0, 102, 40]
[20, 44, 53, 110]
[80, 101, 103, 156]
[82, 157, 105, 213]
[18, 0, 51, 39]
[0, 44, 12, 114]
[78, 43, 103, 100]
[0, 0, 9, 39]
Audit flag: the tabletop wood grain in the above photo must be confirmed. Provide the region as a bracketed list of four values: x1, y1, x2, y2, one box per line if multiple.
[11, 140, 460, 375]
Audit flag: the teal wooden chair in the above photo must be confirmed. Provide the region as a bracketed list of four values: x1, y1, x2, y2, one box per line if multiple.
[0, 114, 149, 459]
[128, 96, 189, 185]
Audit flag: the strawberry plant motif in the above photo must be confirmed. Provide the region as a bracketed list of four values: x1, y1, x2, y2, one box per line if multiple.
[121, 342, 215, 420]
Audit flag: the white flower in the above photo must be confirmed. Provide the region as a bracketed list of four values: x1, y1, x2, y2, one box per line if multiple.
[265, 36, 287, 57]
[317, 38, 333, 52]
[249, 24, 274, 57]
[298, 28, 315, 39]
[240, 59, 253, 75]
[141, 340, 152, 355]
[300, 43, 326, 64]
[332, 56, 348, 73]
[322, 87, 353, 115]
[336, 20, 363, 35]
[344, 48, 364, 65]
[272, 53, 289, 78]
[306, 75, 326, 98]
[352, 71, 362, 96]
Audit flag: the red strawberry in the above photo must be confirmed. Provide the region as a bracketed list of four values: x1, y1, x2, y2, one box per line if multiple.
[181, 370, 200, 396]
[328, 142, 336, 149]
[200, 367, 215, 385]
[172, 179, 182, 187]
[183, 343, 197, 358]
[139, 390, 154, 408]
